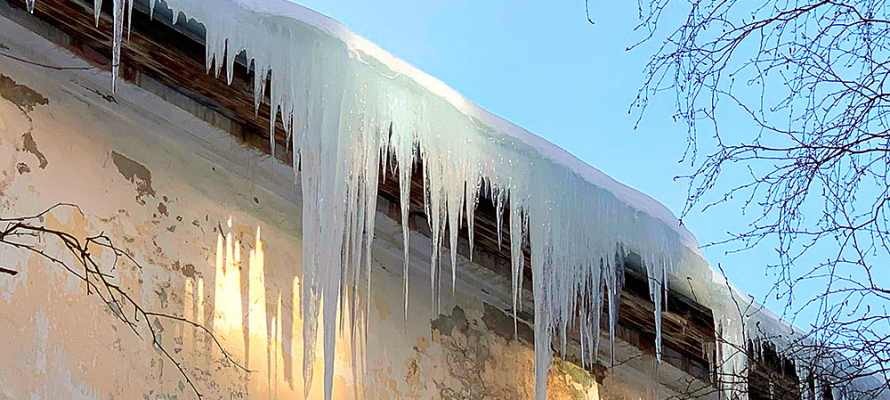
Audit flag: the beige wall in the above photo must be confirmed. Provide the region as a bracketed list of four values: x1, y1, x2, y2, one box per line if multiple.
[0, 11, 704, 400]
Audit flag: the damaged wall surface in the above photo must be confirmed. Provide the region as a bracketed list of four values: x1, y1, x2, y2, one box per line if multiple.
[0, 10, 713, 400]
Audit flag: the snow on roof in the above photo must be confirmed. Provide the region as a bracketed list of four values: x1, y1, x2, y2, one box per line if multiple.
[27, 0, 886, 398]
[220, 0, 706, 255]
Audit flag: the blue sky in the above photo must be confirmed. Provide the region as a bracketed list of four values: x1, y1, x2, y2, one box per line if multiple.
[292, 0, 782, 312]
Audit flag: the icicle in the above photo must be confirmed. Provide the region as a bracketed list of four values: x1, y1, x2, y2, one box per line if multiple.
[495, 187, 505, 249]
[445, 154, 464, 294]
[590, 266, 604, 368]
[654, 281, 663, 361]
[399, 156, 412, 320]
[509, 197, 524, 337]
[361, 109, 384, 332]
[606, 263, 615, 366]
[464, 173, 479, 260]
[226, 40, 237, 85]
[392, 113, 414, 322]
[516, 210, 528, 311]
[110, 0, 123, 93]
[268, 80, 278, 158]
[93, 0, 103, 27]
[126, 0, 133, 41]
[425, 161, 440, 315]
[530, 219, 552, 400]
[204, 26, 216, 74]
[253, 61, 268, 115]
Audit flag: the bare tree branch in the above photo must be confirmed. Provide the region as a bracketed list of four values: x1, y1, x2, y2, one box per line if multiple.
[622, 0, 890, 395]
[0, 266, 18, 275]
[0, 203, 249, 399]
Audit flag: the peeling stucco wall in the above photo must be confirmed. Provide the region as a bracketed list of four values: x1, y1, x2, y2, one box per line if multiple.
[0, 14, 702, 400]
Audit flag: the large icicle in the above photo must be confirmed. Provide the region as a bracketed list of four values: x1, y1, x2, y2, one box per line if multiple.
[51, 1, 888, 399]
[509, 194, 526, 335]
[110, 0, 123, 93]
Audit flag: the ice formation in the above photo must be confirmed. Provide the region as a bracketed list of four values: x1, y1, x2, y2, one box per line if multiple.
[27, 0, 888, 398]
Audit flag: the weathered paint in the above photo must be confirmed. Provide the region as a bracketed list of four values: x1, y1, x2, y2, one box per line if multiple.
[0, 73, 48, 112]
[111, 151, 156, 202]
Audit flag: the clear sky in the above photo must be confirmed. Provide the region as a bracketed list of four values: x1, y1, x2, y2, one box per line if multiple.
[291, 0, 783, 314]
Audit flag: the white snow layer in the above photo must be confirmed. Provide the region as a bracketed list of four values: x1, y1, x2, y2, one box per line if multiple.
[26, 0, 887, 398]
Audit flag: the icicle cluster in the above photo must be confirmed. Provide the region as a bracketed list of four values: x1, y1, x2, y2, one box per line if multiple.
[164, 1, 690, 392]
[35, 0, 884, 399]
